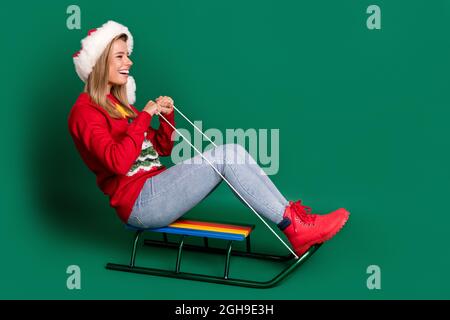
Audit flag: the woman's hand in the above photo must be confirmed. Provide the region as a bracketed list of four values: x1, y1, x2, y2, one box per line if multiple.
[143, 100, 161, 116]
[156, 96, 174, 115]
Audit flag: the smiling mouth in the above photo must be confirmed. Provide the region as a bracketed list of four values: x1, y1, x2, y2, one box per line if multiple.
[118, 70, 129, 76]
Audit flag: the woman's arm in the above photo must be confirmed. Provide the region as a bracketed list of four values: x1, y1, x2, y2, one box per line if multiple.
[69, 105, 152, 175]
[146, 110, 175, 156]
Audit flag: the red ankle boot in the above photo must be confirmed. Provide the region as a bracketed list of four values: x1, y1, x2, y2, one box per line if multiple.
[280, 200, 350, 257]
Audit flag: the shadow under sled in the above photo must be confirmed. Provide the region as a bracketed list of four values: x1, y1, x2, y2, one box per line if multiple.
[105, 220, 322, 289]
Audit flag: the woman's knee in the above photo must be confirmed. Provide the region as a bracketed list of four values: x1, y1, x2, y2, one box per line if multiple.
[223, 143, 252, 164]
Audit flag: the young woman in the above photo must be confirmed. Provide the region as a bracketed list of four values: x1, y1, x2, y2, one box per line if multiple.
[68, 20, 349, 257]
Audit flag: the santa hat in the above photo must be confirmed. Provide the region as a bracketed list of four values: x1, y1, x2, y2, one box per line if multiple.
[73, 20, 136, 104]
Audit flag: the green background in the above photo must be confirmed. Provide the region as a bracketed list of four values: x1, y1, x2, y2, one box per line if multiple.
[1, 0, 449, 299]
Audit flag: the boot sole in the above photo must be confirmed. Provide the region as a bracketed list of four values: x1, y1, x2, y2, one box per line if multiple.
[294, 210, 350, 257]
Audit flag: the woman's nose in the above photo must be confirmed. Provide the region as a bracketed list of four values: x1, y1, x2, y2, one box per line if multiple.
[126, 57, 133, 67]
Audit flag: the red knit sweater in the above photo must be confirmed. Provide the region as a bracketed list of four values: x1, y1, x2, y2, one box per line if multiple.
[68, 92, 175, 223]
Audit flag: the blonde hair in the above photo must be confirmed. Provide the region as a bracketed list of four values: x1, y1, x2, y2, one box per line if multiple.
[85, 34, 137, 119]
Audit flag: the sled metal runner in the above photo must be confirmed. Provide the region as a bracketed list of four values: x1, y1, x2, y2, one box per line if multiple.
[106, 219, 321, 288]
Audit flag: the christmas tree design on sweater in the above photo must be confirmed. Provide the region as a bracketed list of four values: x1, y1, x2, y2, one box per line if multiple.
[127, 131, 163, 177]
[113, 102, 163, 177]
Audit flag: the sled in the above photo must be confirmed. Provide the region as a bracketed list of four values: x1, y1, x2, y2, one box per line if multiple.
[106, 219, 321, 288]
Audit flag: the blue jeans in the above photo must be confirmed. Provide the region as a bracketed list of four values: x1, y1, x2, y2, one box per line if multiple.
[127, 143, 288, 228]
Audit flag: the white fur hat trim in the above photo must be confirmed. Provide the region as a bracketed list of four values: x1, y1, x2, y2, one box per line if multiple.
[73, 20, 136, 104]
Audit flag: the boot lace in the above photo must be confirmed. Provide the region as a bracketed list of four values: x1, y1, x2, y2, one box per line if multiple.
[291, 200, 316, 229]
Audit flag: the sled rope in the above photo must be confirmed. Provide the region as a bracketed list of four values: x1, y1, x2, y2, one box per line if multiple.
[158, 109, 299, 259]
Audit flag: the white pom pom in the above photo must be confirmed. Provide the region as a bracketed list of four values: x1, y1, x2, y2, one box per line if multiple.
[126, 75, 136, 105]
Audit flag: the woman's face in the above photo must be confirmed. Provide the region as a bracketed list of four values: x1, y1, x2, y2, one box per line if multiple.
[108, 39, 133, 87]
